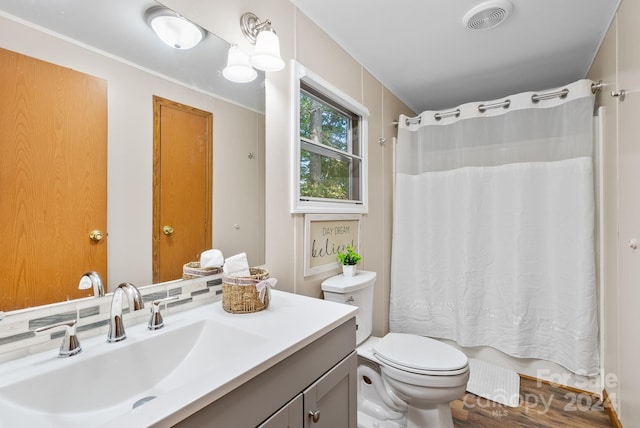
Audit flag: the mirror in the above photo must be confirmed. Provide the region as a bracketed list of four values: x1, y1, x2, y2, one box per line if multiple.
[0, 0, 266, 311]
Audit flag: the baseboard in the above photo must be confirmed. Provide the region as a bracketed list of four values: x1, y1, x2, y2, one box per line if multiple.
[518, 373, 601, 397]
[603, 389, 623, 428]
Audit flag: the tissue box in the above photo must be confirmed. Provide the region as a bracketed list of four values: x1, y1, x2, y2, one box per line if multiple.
[182, 262, 223, 279]
[222, 267, 270, 314]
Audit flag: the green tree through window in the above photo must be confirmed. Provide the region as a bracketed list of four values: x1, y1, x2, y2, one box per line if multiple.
[299, 85, 361, 201]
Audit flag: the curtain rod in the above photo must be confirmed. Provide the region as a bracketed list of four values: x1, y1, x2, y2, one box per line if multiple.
[394, 80, 604, 127]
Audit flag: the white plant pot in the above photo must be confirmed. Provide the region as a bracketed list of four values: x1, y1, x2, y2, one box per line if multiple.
[342, 265, 356, 277]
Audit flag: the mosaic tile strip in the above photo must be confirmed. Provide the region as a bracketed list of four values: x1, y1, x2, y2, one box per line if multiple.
[79, 306, 100, 319]
[191, 288, 210, 297]
[0, 331, 35, 346]
[29, 311, 77, 330]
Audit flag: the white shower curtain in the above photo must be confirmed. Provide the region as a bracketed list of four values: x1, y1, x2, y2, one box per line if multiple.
[390, 79, 599, 375]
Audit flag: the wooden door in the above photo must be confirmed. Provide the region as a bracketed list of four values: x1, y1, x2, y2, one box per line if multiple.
[0, 48, 107, 311]
[153, 97, 212, 283]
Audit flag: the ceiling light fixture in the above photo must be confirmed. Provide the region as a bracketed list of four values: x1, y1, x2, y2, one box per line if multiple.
[145, 6, 205, 50]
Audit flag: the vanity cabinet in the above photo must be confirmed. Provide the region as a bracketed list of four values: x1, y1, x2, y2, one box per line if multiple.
[259, 351, 357, 428]
[258, 395, 303, 428]
[173, 318, 357, 428]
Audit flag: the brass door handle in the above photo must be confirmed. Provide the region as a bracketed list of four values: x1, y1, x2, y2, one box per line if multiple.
[89, 230, 104, 242]
[163, 225, 174, 236]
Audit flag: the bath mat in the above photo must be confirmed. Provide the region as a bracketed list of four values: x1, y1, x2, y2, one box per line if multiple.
[466, 358, 520, 407]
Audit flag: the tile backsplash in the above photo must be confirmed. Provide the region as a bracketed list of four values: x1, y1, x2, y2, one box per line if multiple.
[0, 275, 223, 364]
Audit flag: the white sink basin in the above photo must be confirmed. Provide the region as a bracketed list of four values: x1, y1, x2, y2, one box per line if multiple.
[0, 311, 267, 426]
[0, 290, 357, 427]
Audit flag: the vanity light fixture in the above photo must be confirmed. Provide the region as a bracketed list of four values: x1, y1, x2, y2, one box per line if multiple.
[145, 6, 205, 50]
[240, 12, 285, 72]
[222, 45, 258, 83]
[223, 11, 285, 83]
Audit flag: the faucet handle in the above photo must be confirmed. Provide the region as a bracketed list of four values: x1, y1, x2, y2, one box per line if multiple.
[35, 319, 82, 357]
[148, 296, 179, 330]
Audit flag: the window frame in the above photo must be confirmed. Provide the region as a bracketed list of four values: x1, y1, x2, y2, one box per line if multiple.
[291, 62, 369, 214]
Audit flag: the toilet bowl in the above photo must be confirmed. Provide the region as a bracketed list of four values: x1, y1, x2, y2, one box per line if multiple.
[322, 271, 470, 428]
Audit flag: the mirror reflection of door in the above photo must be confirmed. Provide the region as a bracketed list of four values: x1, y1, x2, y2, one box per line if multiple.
[0, 48, 108, 311]
[152, 96, 212, 283]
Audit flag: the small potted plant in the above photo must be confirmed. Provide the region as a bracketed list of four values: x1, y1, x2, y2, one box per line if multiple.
[337, 245, 361, 277]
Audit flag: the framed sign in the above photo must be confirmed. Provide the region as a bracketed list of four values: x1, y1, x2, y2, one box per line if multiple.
[304, 213, 361, 277]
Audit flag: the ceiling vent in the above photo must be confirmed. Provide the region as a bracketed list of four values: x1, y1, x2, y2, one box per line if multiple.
[463, 0, 513, 31]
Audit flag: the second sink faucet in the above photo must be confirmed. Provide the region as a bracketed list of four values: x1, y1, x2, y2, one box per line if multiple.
[78, 271, 105, 297]
[107, 283, 144, 343]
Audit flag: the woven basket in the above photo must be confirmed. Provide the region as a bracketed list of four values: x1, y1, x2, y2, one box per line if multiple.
[183, 262, 223, 280]
[222, 268, 270, 314]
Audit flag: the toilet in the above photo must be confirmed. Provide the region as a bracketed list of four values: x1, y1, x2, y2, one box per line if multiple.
[321, 271, 469, 428]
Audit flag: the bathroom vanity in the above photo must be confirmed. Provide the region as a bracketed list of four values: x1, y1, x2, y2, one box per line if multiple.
[0, 290, 358, 427]
[175, 316, 357, 428]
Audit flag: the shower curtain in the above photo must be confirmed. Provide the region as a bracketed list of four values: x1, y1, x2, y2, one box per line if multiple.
[390, 79, 599, 375]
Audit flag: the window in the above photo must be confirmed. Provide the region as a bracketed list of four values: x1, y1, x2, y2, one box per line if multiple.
[292, 63, 369, 213]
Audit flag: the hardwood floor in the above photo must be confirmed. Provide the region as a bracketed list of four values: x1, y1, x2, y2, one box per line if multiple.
[451, 377, 613, 427]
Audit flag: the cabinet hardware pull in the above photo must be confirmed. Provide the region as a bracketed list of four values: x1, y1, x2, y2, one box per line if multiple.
[308, 410, 320, 423]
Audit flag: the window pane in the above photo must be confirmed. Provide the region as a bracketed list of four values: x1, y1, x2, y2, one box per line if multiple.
[300, 147, 361, 201]
[300, 91, 350, 152]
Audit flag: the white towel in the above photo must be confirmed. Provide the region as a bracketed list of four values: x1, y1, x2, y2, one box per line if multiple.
[223, 252, 251, 277]
[200, 249, 224, 268]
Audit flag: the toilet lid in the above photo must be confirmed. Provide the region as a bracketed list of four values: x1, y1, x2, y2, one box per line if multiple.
[373, 333, 468, 373]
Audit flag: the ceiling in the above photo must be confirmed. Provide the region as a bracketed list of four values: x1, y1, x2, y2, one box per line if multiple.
[0, 0, 265, 111]
[290, 0, 620, 113]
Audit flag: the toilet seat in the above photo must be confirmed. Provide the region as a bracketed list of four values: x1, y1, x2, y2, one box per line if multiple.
[373, 333, 468, 376]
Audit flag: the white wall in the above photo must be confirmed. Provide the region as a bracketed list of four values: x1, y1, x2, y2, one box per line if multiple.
[0, 14, 265, 291]
[161, 0, 413, 338]
[164, 0, 610, 395]
[6, 0, 611, 405]
[589, 1, 640, 424]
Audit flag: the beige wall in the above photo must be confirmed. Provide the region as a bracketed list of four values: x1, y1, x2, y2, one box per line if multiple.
[589, 0, 640, 425]
[162, 0, 414, 336]
[2, 0, 621, 407]
[0, 15, 265, 290]
[291, 12, 413, 339]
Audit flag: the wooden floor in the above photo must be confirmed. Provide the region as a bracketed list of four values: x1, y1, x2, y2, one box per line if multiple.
[451, 377, 612, 427]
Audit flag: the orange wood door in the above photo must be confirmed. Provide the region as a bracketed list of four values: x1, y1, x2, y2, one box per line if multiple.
[0, 48, 107, 311]
[153, 97, 212, 283]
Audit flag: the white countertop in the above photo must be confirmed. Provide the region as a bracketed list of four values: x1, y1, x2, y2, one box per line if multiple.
[0, 290, 357, 427]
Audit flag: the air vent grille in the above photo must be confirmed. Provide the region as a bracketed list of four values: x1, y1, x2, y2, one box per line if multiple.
[463, 1, 513, 31]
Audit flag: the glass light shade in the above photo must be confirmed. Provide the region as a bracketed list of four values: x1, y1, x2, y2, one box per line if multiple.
[223, 46, 257, 83]
[150, 15, 204, 50]
[250, 30, 285, 72]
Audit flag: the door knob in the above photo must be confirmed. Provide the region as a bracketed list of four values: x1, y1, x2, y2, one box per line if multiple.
[163, 225, 174, 236]
[89, 230, 104, 242]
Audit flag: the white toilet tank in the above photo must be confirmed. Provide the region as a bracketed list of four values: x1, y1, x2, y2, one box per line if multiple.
[321, 270, 376, 346]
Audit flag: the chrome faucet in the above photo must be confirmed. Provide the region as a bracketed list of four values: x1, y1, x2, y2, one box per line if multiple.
[35, 319, 82, 357]
[107, 283, 144, 343]
[148, 296, 179, 330]
[78, 271, 105, 297]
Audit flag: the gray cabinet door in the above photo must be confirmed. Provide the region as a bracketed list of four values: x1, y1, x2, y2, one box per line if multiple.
[303, 351, 357, 428]
[259, 394, 304, 428]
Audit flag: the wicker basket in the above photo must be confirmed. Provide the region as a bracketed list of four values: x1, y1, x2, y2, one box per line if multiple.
[183, 262, 223, 280]
[222, 268, 270, 314]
